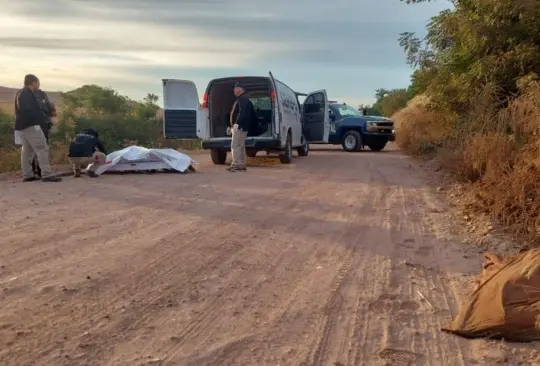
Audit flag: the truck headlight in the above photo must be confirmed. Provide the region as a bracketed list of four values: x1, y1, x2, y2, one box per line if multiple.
[367, 121, 377, 131]
[330, 124, 336, 133]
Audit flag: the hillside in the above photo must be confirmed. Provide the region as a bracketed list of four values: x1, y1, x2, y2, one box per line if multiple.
[0, 86, 62, 113]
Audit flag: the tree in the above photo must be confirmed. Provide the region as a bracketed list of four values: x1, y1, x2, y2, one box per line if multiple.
[400, 0, 540, 115]
[144, 93, 159, 106]
[358, 104, 381, 116]
[61, 85, 130, 117]
[380, 89, 410, 117]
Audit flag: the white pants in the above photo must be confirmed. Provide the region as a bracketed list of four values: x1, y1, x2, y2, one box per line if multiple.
[20, 125, 53, 179]
[231, 124, 248, 167]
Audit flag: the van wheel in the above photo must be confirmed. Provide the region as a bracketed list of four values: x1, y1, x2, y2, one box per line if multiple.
[297, 138, 309, 157]
[210, 149, 227, 164]
[247, 150, 257, 158]
[279, 132, 293, 164]
[342, 131, 362, 152]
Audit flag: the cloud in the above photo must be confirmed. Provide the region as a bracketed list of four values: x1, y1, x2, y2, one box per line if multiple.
[1, 0, 450, 103]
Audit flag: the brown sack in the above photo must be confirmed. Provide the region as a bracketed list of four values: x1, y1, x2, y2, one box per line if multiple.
[442, 249, 540, 341]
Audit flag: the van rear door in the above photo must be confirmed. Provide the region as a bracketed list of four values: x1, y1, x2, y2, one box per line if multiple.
[268, 71, 281, 139]
[162, 79, 207, 139]
[302, 90, 329, 143]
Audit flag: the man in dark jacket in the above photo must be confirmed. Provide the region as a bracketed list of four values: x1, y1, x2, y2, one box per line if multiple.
[228, 82, 255, 172]
[14, 74, 61, 182]
[68, 128, 107, 178]
[32, 86, 56, 178]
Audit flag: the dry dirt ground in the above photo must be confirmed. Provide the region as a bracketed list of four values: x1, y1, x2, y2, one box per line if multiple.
[0, 145, 538, 366]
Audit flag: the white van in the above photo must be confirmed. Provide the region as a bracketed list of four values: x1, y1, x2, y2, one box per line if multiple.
[162, 72, 330, 164]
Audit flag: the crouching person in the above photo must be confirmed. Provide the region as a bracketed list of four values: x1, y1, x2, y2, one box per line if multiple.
[68, 128, 107, 178]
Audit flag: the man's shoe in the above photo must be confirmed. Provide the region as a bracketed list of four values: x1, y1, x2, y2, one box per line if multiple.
[23, 176, 39, 182]
[41, 176, 62, 182]
[87, 171, 99, 178]
[227, 166, 247, 172]
[74, 170, 81, 178]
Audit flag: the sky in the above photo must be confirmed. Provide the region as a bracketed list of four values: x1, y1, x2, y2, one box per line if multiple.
[0, 0, 450, 106]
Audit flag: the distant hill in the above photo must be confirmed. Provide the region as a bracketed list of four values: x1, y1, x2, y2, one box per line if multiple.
[0, 86, 62, 114]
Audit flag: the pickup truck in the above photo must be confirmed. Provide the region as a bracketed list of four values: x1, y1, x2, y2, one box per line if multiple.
[321, 103, 395, 152]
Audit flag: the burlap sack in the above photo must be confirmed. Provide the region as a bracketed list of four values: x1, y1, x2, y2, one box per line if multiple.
[442, 249, 540, 341]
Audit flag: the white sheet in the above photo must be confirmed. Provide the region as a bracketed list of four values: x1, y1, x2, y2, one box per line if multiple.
[92, 146, 197, 175]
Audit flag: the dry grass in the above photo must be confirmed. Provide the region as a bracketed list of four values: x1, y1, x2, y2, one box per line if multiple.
[393, 83, 540, 247]
[0, 144, 72, 174]
[393, 96, 453, 156]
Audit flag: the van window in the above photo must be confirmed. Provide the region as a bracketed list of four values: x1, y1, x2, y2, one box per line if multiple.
[251, 97, 271, 110]
[304, 95, 322, 113]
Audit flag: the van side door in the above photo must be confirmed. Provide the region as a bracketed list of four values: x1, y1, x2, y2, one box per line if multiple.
[162, 79, 208, 139]
[273, 79, 303, 147]
[302, 90, 330, 143]
[268, 71, 284, 144]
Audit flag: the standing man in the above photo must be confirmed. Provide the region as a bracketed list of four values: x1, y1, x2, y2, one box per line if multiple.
[14, 74, 61, 182]
[228, 82, 255, 172]
[32, 84, 57, 178]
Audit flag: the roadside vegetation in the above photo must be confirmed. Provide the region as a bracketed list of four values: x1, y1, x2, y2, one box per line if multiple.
[390, 0, 540, 246]
[0, 85, 199, 173]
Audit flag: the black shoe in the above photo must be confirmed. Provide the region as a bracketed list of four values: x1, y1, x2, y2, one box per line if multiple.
[74, 170, 81, 178]
[87, 171, 99, 178]
[23, 176, 39, 182]
[41, 176, 62, 182]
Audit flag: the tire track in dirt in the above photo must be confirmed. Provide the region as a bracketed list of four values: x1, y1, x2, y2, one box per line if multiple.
[349, 183, 397, 366]
[25, 227, 214, 363]
[161, 174, 326, 364]
[73, 226, 250, 363]
[371, 173, 468, 366]
[309, 248, 360, 366]
[2, 146, 515, 366]
[302, 159, 389, 366]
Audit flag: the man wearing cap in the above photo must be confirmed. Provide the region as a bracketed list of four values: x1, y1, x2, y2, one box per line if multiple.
[228, 82, 256, 172]
[14, 74, 61, 182]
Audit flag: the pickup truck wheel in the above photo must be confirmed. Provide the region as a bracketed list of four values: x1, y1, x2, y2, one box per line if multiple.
[210, 149, 227, 165]
[342, 131, 362, 152]
[297, 139, 309, 157]
[279, 132, 293, 164]
[368, 143, 387, 152]
[247, 150, 257, 158]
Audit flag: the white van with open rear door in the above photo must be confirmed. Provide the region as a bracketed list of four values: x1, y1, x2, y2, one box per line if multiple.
[162, 72, 329, 164]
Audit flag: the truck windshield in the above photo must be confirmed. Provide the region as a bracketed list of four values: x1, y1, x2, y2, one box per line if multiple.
[335, 104, 361, 117]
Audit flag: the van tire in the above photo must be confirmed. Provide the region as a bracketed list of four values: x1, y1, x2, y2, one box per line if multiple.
[342, 130, 362, 152]
[210, 149, 227, 165]
[279, 132, 293, 164]
[297, 138, 309, 157]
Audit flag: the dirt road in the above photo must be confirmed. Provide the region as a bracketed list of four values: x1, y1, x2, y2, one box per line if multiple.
[0, 145, 532, 365]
